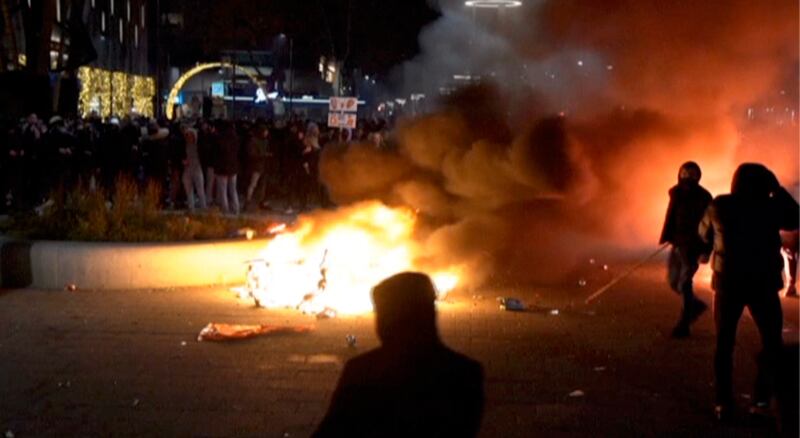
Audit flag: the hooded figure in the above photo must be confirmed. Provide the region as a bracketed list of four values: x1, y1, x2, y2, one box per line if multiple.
[659, 161, 713, 338]
[313, 272, 484, 438]
[699, 163, 799, 421]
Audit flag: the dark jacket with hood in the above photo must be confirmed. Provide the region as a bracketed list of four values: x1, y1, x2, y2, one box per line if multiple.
[699, 163, 799, 291]
[659, 164, 713, 253]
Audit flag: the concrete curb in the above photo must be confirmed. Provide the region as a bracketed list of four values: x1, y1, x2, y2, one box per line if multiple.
[0, 237, 268, 290]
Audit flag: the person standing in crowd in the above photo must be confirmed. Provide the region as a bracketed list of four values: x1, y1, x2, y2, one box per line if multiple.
[214, 121, 240, 215]
[300, 122, 322, 210]
[140, 121, 170, 193]
[244, 123, 270, 210]
[659, 161, 713, 338]
[181, 124, 206, 212]
[699, 163, 799, 422]
[197, 119, 218, 206]
[166, 121, 186, 208]
[313, 272, 484, 437]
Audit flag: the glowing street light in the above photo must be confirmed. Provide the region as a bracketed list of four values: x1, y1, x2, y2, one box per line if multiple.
[464, 0, 522, 8]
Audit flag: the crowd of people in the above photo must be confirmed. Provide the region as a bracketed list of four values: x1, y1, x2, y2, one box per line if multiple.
[0, 113, 390, 214]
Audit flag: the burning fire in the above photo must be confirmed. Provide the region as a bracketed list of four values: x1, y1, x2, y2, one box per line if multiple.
[242, 202, 462, 315]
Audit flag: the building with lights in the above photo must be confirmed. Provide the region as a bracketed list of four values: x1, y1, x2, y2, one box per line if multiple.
[0, 0, 155, 118]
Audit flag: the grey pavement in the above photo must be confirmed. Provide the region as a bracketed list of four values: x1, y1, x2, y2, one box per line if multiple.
[0, 262, 798, 437]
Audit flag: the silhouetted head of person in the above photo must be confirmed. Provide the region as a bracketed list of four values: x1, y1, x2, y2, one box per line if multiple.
[372, 272, 439, 348]
[678, 161, 702, 186]
[731, 163, 779, 199]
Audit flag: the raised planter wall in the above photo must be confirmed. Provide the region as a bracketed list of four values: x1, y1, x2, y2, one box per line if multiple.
[0, 237, 269, 290]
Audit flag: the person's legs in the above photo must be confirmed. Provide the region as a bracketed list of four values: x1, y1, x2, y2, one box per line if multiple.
[228, 174, 239, 215]
[205, 167, 215, 203]
[217, 175, 230, 213]
[246, 171, 261, 203]
[714, 290, 746, 408]
[667, 247, 681, 293]
[747, 291, 784, 406]
[672, 247, 703, 337]
[192, 166, 206, 209]
[182, 168, 194, 211]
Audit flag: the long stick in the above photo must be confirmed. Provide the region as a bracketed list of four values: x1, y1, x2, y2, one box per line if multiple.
[584, 243, 670, 304]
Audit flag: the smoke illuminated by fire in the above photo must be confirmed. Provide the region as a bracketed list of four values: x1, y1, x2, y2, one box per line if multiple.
[244, 202, 462, 315]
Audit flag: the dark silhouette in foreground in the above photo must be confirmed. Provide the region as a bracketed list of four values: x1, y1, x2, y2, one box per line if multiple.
[313, 272, 484, 438]
[699, 163, 799, 422]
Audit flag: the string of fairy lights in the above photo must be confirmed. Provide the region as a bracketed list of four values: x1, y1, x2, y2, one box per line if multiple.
[77, 66, 155, 118]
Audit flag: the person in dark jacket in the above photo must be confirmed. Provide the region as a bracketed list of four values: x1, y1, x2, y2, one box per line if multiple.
[699, 163, 799, 421]
[313, 272, 484, 438]
[214, 121, 240, 214]
[659, 161, 713, 338]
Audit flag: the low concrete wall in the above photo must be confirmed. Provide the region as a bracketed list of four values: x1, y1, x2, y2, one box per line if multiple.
[0, 237, 269, 290]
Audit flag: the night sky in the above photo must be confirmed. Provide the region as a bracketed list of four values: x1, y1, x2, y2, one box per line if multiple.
[172, 0, 441, 75]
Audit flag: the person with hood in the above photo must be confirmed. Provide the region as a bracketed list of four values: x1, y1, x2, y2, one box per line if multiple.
[699, 163, 799, 421]
[313, 272, 484, 438]
[659, 161, 713, 338]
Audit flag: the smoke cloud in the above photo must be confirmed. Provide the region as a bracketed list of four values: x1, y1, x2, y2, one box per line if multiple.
[318, 0, 799, 288]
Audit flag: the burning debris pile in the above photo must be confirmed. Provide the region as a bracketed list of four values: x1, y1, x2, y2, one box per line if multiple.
[237, 202, 460, 316]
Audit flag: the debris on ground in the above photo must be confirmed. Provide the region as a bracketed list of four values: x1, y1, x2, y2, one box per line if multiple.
[6, 430, 15, 438]
[569, 390, 585, 397]
[64, 283, 77, 292]
[132, 398, 140, 407]
[180, 341, 187, 347]
[346, 335, 357, 348]
[593, 366, 607, 372]
[578, 279, 587, 287]
[316, 307, 337, 320]
[197, 323, 313, 342]
[549, 309, 560, 316]
[497, 297, 526, 311]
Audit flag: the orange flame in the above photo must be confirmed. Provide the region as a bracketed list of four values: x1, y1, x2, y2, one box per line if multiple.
[246, 202, 462, 315]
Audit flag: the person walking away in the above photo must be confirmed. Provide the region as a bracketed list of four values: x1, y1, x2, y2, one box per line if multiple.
[659, 161, 713, 338]
[699, 163, 799, 421]
[181, 125, 206, 211]
[313, 272, 484, 437]
[215, 121, 240, 215]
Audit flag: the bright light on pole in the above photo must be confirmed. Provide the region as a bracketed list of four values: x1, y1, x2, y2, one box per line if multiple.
[464, 0, 522, 8]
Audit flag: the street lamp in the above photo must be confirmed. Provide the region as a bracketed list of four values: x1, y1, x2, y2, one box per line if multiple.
[464, 0, 522, 7]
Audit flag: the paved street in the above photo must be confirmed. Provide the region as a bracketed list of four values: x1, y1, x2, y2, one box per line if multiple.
[1, 261, 798, 437]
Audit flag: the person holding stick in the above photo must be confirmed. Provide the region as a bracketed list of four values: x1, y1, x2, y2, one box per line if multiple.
[659, 161, 713, 338]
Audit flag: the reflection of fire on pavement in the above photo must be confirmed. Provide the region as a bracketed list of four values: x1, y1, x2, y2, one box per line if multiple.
[235, 202, 461, 317]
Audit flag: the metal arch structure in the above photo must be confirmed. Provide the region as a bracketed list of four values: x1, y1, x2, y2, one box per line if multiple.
[165, 62, 268, 120]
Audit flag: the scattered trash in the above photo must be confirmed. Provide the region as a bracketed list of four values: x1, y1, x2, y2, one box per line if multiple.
[180, 341, 187, 347]
[549, 309, 560, 316]
[741, 393, 751, 400]
[197, 323, 314, 342]
[6, 430, 14, 438]
[316, 307, 337, 320]
[602, 264, 609, 271]
[593, 366, 606, 372]
[345, 335, 357, 348]
[132, 398, 140, 407]
[589, 258, 596, 265]
[283, 433, 291, 437]
[64, 283, 77, 292]
[568, 390, 585, 397]
[497, 297, 526, 311]
[578, 279, 587, 287]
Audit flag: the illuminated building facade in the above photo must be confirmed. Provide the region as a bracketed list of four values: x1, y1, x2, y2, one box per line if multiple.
[0, 0, 155, 118]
